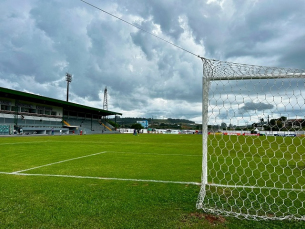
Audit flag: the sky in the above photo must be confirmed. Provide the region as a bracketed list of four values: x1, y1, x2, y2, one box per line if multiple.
[1, 0, 305, 124]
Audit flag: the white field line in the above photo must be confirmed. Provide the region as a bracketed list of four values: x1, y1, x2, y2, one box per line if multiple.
[23, 140, 201, 147]
[207, 183, 304, 192]
[12, 151, 107, 174]
[1, 171, 304, 190]
[107, 151, 201, 157]
[0, 141, 50, 146]
[1, 171, 201, 186]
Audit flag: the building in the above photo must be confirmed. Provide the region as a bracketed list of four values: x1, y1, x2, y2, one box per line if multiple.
[284, 119, 304, 129]
[136, 120, 148, 128]
[0, 87, 122, 135]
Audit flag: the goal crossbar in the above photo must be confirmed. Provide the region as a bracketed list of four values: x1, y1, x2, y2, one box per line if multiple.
[210, 74, 305, 81]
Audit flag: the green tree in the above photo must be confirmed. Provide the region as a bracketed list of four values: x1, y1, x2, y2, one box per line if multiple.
[276, 120, 283, 129]
[269, 118, 282, 131]
[270, 119, 276, 126]
[131, 123, 142, 130]
[106, 120, 119, 128]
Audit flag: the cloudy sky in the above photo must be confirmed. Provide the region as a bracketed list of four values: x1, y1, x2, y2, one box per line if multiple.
[1, 0, 305, 124]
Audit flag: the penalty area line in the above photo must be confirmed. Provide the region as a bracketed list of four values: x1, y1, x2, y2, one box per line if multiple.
[12, 151, 108, 174]
[6, 172, 201, 186]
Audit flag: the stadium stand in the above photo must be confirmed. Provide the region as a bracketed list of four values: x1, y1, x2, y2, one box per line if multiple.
[0, 87, 121, 135]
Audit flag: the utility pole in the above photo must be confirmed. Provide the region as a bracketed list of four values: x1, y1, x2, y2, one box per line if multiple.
[103, 86, 108, 110]
[66, 73, 72, 102]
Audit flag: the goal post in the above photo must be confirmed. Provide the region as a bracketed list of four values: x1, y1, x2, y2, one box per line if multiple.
[197, 57, 305, 220]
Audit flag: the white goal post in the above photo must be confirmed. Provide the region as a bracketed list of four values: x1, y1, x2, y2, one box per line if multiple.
[197, 57, 305, 220]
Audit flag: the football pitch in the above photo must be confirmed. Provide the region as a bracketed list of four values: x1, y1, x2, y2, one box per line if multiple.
[0, 134, 304, 228]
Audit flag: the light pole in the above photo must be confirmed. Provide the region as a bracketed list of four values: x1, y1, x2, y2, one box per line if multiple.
[66, 73, 72, 102]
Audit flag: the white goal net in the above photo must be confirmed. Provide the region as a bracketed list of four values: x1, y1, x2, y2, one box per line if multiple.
[197, 58, 305, 220]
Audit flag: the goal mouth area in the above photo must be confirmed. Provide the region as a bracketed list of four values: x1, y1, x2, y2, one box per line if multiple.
[199, 57, 305, 221]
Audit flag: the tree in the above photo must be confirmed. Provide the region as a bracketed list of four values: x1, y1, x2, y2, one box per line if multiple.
[131, 123, 142, 130]
[269, 118, 282, 131]
[106, 120, 119, 128]
[264, 125, 271, 131]
[276, 120, 283, 129]
[228, 123, 233, 130]
[220, 122, 227, 130]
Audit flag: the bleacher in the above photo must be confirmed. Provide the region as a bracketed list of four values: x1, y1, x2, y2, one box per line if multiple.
[0, 112, 121, 135]
[63, 117, 117, 134]
[0, 125, 10, 135]
[0, 113, 67, 135]
[0, 86, 122, 136]
[0, 114, 119, 135]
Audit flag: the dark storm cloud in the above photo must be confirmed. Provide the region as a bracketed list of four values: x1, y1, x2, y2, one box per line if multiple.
[0, 2, 63, 83]
[240, 102, 274, 111]
[131, 27, 159, 60]
[119, 0, 185, 40]
[277, 35, 305, 69]
[186, 0, 305, 68]
[146, 0, 184, 39]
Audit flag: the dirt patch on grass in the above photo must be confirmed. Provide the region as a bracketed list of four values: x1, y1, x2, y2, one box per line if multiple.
[181, 212, 226, 228]
[204, 213, 226, 224]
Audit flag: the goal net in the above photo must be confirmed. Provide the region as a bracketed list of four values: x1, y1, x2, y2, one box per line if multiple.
[197, 58, 305, 220]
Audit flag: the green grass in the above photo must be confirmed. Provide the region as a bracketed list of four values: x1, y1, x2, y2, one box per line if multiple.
[0, 134, 304, 228]
[203, 134, 305, 220]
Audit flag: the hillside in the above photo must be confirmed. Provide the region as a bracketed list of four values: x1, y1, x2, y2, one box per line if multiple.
[108, 117, 200, 129]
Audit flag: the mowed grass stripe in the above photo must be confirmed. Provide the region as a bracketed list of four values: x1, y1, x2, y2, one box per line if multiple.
[0, 141, 51, 146]
[18, 151, 202, 182]
[207, 135, 305, 190]
[0, 134, 202, 173]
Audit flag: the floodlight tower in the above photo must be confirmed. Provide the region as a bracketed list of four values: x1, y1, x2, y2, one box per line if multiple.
[103, 86, 108, 111]
[66, 73, 72, 102]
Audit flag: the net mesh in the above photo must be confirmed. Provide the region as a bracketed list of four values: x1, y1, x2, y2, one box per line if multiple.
[197, 58, 305, 220]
